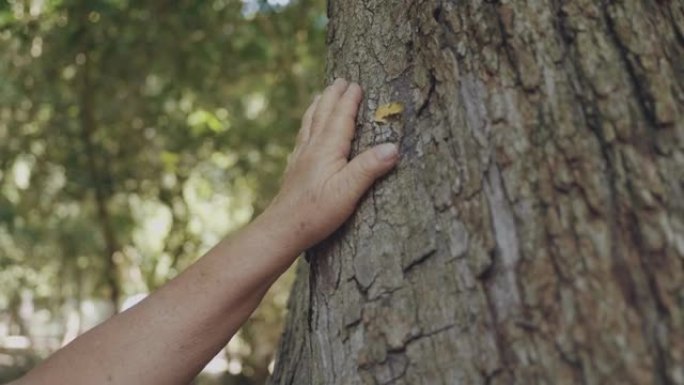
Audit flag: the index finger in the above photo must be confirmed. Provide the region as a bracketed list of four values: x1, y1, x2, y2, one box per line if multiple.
[324, 82, 363, 148]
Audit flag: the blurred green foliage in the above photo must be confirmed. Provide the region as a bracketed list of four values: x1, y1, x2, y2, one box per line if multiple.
[0, 0, 325, 383]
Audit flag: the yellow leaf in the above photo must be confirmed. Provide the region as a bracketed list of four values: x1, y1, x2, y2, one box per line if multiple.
[374, 102, 404, 123]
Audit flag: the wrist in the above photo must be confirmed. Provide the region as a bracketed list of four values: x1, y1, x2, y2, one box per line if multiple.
[248, 206, 306, 268]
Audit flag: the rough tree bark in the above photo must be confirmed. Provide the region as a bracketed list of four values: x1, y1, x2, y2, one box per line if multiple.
[270, 0, 684, 384]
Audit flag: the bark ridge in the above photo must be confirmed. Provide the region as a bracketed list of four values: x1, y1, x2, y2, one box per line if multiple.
[271, 1, 684, 384]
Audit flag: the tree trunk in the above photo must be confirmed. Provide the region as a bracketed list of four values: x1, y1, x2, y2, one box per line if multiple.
[271, 0, 684, 384]
[79, 49, 121, 312]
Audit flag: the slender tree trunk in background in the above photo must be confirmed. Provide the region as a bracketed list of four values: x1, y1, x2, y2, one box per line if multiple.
[271, 0, 684, 384]
[79, 53, 121, 312]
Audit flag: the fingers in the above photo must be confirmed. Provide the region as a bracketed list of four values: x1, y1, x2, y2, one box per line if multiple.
[323, 83, 363, 152]
[296, 94, 321, 146]
[332, 143, 399, 204]
[310, 78, 349, 136]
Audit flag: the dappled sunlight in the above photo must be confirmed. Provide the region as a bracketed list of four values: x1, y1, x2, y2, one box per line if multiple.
[0, 0, 325, 383]
[241, 0, 292, 18]
[129, 196, 173, 255]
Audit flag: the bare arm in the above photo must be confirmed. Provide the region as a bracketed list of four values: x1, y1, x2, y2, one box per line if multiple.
[16, 78, 398, 385]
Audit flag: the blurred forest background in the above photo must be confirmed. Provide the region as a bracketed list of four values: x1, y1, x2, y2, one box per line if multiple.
[0, 0, 325, 383]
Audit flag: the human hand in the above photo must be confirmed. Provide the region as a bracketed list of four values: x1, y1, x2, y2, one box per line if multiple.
[261, 78, 399, 254]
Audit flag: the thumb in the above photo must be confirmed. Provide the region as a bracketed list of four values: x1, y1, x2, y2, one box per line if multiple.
[335, 142, 399, 202]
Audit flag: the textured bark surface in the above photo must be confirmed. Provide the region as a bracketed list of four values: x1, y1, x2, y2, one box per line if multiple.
[271, 0, 684, 384]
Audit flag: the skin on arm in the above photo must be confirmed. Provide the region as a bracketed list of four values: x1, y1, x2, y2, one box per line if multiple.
[15, 78, 398, 385]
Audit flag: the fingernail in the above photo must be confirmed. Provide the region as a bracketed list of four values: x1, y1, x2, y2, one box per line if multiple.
[375, 143, 398, 161]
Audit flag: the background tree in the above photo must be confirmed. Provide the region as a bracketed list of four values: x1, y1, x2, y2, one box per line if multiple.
[0, 0, 326, 383]
[271, 0, 684, 384]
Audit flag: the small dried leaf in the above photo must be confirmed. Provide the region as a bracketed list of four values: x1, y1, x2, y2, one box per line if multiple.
[374, 102, 404, 123]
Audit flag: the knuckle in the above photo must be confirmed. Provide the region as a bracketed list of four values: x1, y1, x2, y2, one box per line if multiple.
[329, 175, 355, 203]
[296, 126, 309, 139]
[331, 110, 354, 127]
[332, 79, 348, 93]
[357, 158, 377, 179]
[304, 187, 318, 203]
[310, 115, 325, 132]
[346, 83, 362, 98]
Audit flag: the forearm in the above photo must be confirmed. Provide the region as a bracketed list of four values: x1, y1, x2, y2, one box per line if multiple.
[16, 78, 398, 385]
[18, 212, 298, 385]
